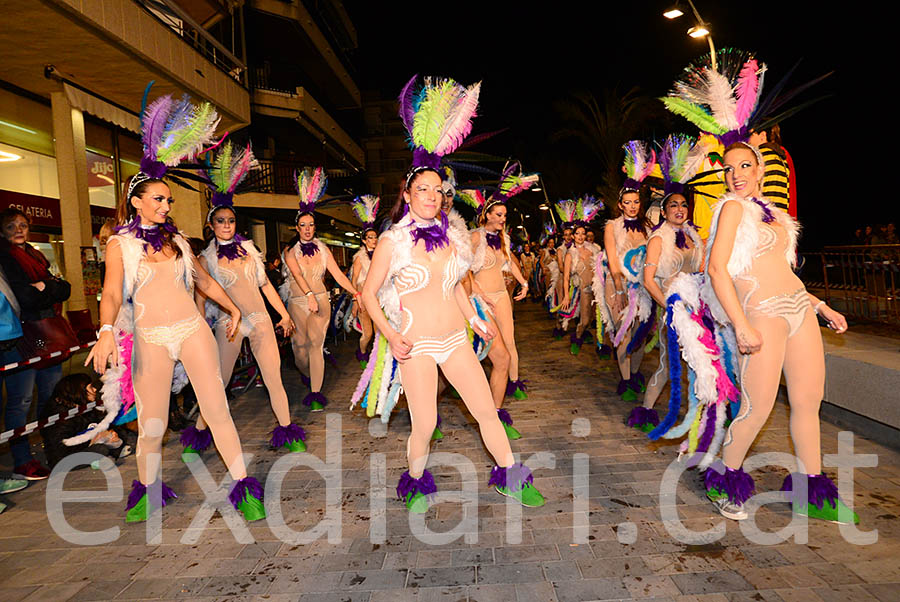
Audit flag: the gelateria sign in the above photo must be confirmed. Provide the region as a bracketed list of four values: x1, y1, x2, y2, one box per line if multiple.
[0, 189, 115, 234]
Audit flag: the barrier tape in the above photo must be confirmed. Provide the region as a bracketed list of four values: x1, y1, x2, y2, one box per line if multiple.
[0, 401, 98, 444]
[0, 341, 95, 373]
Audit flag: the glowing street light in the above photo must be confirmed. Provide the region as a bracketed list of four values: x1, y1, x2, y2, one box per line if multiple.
[688, 24, 710, 38]
[663, 6, 684, 19]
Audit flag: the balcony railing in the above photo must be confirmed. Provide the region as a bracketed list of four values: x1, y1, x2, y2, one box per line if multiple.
[248, 159, 362, 195]
[134, 0, 247, 87]
[804, 245, 900, 325]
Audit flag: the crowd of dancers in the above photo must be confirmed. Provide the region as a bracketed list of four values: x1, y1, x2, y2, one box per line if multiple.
[83, 49, 858, 527]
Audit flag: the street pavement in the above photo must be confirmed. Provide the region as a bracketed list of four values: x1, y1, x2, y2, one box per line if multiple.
[1, 300, 898, 602]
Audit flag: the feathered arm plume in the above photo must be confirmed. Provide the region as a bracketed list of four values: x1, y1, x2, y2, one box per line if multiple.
[457, 189, 486, 212]
[496, 162, 540, 200]
[351, 194, 380, 226]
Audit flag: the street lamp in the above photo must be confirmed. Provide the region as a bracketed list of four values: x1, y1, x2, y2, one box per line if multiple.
[662, 0, 717, 70]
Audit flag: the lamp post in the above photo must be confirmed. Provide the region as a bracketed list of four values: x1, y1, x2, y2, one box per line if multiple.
[663, 0, 717, 70]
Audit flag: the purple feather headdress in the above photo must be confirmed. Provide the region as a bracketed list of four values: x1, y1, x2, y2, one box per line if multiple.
[204, 141, 258, 220]
[351, 194, 381, 232]
[622, 140, 656, 192]
[399, 75, 481, 184]
[126, 81, 221, 202]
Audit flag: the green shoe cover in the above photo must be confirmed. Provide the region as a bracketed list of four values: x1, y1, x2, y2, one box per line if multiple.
[237, 494, 267, 522]
[283, 439, 307, 453]
[404, 491, 429, 514]
[706, 486, 727, 502]
[513, 388, 528, 401]
[636, 423, 654, 433]
[495, 482, 545, 507]
[125, 494, 149, 523]
[359, 360, 367, 369]
[181, 445, 200, 463]
[621, 389, 638, 402]
[570, 343, 581, 355]
[310, 401, 324, 412]
[793, 498, 860, 525]
[431, 427, 444, 441]
[502, 422, 522, 440]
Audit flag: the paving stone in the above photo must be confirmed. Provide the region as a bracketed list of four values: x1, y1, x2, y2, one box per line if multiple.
[541, 560, 581, 582]
[669, 570, 753, 595]
[338, 569, 409, 590]
[622, 574, 682, 598]
[552, 578, 630, 601]
[515, 581, 558, 602]
[407, 566, 475, 587]
[198, 574, 276, 596]
[476, 562, 545, 584]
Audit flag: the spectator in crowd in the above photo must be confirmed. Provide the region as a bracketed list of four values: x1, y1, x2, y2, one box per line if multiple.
[0, 265, 28, 509]
[869, 225, 889, 246]
[864, 225, 874, 245]
[265, 250, 284, 289]
[854, 228, 866, 245]
[40, 373, 123, 470]
[0, 208, 73, 480]
[886, 223, 898, 244]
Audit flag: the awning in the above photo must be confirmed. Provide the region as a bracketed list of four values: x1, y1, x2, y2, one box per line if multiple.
[63, 83, 140, 134]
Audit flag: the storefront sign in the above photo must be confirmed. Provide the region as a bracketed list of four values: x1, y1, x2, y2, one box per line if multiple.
[86, 150, 116, 189]
[0, 189, 117, 233]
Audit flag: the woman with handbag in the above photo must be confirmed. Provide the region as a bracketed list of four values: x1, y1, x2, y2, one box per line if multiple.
[0, 208, 76, 480]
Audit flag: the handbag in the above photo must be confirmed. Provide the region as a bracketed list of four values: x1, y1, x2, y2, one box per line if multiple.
[16, 314, 79, 369]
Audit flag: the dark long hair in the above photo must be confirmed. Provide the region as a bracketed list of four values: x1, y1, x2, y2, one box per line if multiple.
[615, 188, 650, 228]
[50, 373, 93, 409]
[118, 174, 182, 257]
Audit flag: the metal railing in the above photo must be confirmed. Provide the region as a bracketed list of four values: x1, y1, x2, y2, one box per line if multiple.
[805, 245, 900, 325]
[248, 159, 360, 195]
[134, 0, 247, 87]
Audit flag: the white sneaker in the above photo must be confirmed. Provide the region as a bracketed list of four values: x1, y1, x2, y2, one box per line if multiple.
[711, 495, 748, 520]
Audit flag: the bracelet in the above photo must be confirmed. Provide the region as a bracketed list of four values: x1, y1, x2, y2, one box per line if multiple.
[305, 291, 314, 297]
[615, 290, 625, 296]
[97, 324, 113, 336]
[814, 300, 825, 314]
[354, 292, 362, 298]
[467, 315, 489, 335]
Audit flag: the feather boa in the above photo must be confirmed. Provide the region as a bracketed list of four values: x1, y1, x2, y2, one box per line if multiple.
[201, 238, 265, 332]
[648, 222, 703, 284]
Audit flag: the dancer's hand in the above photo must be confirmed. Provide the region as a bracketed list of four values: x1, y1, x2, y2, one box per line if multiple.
[85, 331, 118, 375]
[388, 332, 412, 362]
[226, 308, 242, 340]
[352, 302, 359, 318]
[308, 295, 319, 314]
[277, 314, 295, 337]
[735, 323, 763, 354]
[562, 294, 571, 312]
[819, 304, 848, 334]
[481, 321, 498, 341]
[514, 283, 528, 301]
[611, 292, 625, 316]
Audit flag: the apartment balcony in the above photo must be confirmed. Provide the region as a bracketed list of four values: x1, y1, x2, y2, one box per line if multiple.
[0, 0, 250, 129]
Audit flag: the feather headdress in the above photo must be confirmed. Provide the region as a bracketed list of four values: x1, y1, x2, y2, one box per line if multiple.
[351, 194, 381, 231]
[622, 140, 657, 192]
[204, 141, 258, 212]
[554, 200, 578, 228]
[661, 48, 830, 148]
[573, 195, 604, 228]
[398, 75, 481, 177]
[126, 81, 221, 202]
[295, 166, 328, 215]
[658, 135, 712, 197]
[493, 161, 540, 203]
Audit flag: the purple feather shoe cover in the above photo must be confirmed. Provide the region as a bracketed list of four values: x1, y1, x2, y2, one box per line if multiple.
[229, 476, 266, 521]
[180, 426, 213, 463]
[497, 408, 521, 440]
[781, 473, 859, 524]
[303, 392, 327, 412]
[271, 423, 307, 452]
[506, 379, 528, 400]
[626, 407, 660, 432]
[704, 462, 755, 505]
[125, 479, 177, 523]
[489, 463, 545, 507]
[397, 470, 437, 513]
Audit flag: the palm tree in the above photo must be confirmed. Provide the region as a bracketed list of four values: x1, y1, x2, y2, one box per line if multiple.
[553, 87, 662, 202]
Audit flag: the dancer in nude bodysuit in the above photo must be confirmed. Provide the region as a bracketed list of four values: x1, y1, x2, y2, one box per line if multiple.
[281, 167, 359, 411]
[551, 226, 574, 339]
[599, 141, 655, 401]
[181, 141, 307, 459]
[87, 92, 265, 523]
[359, 75, 545, 513]
[702, 143, 857, 524]
[89, 177, 266, 523]
[560, 197, 603, 355]
[627, 135, 706, 432]
[349, 195, 380, 368]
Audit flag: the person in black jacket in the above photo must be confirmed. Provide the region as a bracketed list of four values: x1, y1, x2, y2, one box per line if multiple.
[40, 373, 121, 470]
[0, 208, 71, 480]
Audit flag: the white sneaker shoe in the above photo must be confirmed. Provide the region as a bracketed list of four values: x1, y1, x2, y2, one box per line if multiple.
[711, 495, 748, 520]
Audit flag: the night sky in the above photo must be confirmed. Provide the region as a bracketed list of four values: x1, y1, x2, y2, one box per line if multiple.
[347, 2, 885, 251]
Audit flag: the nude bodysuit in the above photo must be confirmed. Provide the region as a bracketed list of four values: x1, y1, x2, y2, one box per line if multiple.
[473, 234, 521, 381]
[723, 218, 824, 475]
[285, 242, 331, 392]
[567, 244, 595, 337]
[196, 250, 291, 431]
[131, 254, 245, 483]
